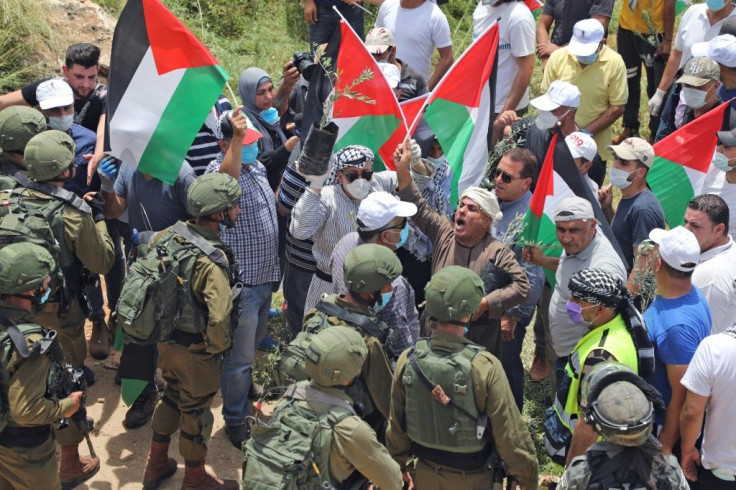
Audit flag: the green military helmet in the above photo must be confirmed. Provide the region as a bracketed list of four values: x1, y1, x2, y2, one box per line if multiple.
[0, 106, 47, 153]
[24, 130, 75, 181]
[424, 266, 485, 321]
[0, 243, 56, 294]
[343, 243, 402, 294]
[305, 326, 368, 386]
[187, 172, 242, 218]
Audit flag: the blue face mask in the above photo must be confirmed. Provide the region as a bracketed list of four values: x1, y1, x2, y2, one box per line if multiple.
[260, 107, 279, 125]
[396, 222, 410, 248]
[38, 288, 51, 305]
[577, 52, 599, 65]
[218, 222, 227, 233]
[242, 143, 259, 165]
[374, 291, 393, 312]
[707, 0, 726, 11]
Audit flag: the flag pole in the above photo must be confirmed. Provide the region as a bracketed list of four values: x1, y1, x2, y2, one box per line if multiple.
[225, 81, 238, 107]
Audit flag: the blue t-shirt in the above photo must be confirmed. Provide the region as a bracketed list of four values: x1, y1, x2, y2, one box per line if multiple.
[643, 286, 711, 424]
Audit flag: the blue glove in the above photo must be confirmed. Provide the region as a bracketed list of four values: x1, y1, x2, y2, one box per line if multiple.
[98, 156, 119, 192]
[132, 228, 141, 247]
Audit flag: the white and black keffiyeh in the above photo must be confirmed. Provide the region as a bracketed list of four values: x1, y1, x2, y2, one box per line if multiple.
[334, 145, 375, 170]
[568, 268, 630, 310]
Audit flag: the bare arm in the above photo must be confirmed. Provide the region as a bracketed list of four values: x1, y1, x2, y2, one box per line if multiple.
[501, 54, 535, 113]
[274, 62, 299, 117]
[102, 191, 127, 220]
[582, 105, 624, 136]
[680, 390, 707, 481]
[591, 14, 610, 33]
[536, 14, 560, 60]
[657, 0, 676, 57]
[567, 418, 598, 464]
[428, 46, 453, 91]
[658, 49, 683, 93]
[0, 90, 29, 111]
[659, 364, 689, 455]
[86, 114, 107, 186]
[219, 106, 246, 181]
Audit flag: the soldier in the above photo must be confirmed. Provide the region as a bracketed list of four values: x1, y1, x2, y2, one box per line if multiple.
[386, 266, 539, 489]
[0, 243, 84, 490]
[559, 362, 689, 490]
[297, 243, 398, 433]
[0, 129, 113, 487]
[141, 172, 243, 490]
[243, 326, 404, 489]
[0, 106, 46, 188]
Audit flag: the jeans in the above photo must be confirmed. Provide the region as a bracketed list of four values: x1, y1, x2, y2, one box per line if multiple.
[220, 283, 272, 425]
[500, 314, 532, 412]
[283, 263, 314, 339]
[309, 3, 363, 47]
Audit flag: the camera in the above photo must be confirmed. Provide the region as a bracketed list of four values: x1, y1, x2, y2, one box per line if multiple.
[292, 51, 316, 80]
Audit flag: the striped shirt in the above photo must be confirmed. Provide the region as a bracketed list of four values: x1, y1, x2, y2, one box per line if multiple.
[187, 95, 232, 175]
[331, 232, 420, 360]
[206, 156, 280, 285]
[277, 163, 316, 272]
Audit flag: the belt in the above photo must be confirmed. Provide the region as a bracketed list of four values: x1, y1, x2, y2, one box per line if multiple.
[0, 425, 52, 448]
[419, 458, 489, 475]
[315, 269, 332, 283]
[171, 330, 204, 347]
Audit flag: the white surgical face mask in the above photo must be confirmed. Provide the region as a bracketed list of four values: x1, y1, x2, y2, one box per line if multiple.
[609, 166, 635, 189]
[713, 151, 736, 172]
[345, 178, 371, 200]
[48, 114, 74, 132]
[681, 87, 708, 109]
[535, 110, 560, 130]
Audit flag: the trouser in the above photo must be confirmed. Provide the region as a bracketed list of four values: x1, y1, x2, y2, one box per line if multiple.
[35, 299, 86, 368]
[85, 218, 128, 317]
[501, 314, 532, 412]
[0, 435, 60, 490]
[411, 459, 492, 490]
[151, 341, 221, 460]
[309, 3, 364, 47]
[467, 319, 501, 360]
[699, 467, 736, 489]
[532, 283, 557, 392]
[618, 27, 667, 135]
[283, 263, 314, 338]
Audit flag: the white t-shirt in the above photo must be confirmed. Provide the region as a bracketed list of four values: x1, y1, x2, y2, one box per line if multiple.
[700, 164, 736, 235]
[375, 0, 452, 81]
[681, 333, 736, 473]
[674, 4, 736, 69]
[692, 236, 736, 334]
[472, 1, 535, 112]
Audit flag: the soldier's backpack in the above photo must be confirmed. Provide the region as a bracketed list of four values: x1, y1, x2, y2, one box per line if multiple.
[584, 445, 675, 490]
[116, 222, 237, 345]
[242, 382, 359, 490]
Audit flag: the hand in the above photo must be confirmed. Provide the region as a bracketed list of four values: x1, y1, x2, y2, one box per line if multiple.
[656, 38, 672, 57]
[282, 61, 300, 87]
[536, 41, 560, 59]
[471, 297, 489, 321]
[501, 315, 518, 342]
[97, 155, 119, 193]
[402, 472, 414, 489]
[648, 88, 666, 117]
[598, 184, 613, 209]
[304, 0, 318, 24]
[296, 161, 332, 189]
[409, 138, 422, 166]
[63, 391, 83, 417]
[285, 135, 300, 153]
[394, 139, 413, 172]
[522, 246, 545, 267]
[494, 110, 520, 129]
[84, 191, 107, 222]
[83, 152, 104, 186]
[680, 447, 701, 481]
[231, 106, 247, 139]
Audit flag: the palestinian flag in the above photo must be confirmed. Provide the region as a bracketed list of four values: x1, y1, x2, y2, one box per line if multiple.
[520, 131, 624, 285]
[648, 101, 729, 227]
[106, 0, 228, 185]
[420, 23, 499, 203]
[676, 0, 692, 15]
[331, 19, 406, 170]
[523, 0, 544, 18]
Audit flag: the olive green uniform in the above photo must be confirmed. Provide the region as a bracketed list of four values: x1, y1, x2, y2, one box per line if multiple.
[149, 222, 236, 461]
[0, 303, 76, 490]
[387, 330, 539, 490]
[302, 294, 393, 424]
[0, 156, 24, 191]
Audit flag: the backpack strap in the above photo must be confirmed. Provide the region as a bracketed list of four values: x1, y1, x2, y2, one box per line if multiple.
[171, 221, 229, 269]
[284, 383, 356, 415]
[0, 310, 30, 359]
[315, 300, 387, 344]
[12, 172, 91, 214]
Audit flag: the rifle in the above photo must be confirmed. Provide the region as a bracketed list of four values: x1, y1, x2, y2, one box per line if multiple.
[490, 445, 508, 490]
[41, 330, 96, 459]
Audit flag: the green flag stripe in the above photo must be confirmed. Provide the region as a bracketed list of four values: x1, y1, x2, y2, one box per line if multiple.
[139, 65, 227, 185]
[335, 114, 401, 171]
[121, 378, 150, 407]
[521, 211, 561, 285]
[647, 156, 694, 227]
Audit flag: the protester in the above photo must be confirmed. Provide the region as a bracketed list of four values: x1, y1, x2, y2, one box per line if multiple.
[366, 27, 429, 102]
[565, 131, 600, 193]
[701, 126, 736, 233]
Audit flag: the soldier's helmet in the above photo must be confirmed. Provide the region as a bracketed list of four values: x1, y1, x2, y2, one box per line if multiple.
[424, 266, 485, 322]
[305, 326, 368, 386]
[582, 362, 654, 447]
[0, 106, 46, 153]
[187, 172, 242, 218]
[0, 243, 56, 294]
[343, 243, 402, 294]
[24, 130, 75, 181]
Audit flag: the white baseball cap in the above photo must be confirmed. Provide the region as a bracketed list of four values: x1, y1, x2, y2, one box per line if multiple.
[378, 62, 401, 89]
[566, 131, 598, 162]
[691, 34, 736, 68]
[530, 80, 581, 111]
[568, 19, 605, 57]
[357, 191, 416, 231]
[648, 226, 700, 272]
[36, 79, 74, 110]
[554, 196, 595, 222]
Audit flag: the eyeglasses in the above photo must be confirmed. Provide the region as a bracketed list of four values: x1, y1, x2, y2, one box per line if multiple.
[490, 168, 524, 184]
[381, 218, 407, 232]
[342, 170, 374, 182]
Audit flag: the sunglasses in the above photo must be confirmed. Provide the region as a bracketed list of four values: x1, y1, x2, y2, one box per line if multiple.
[342, 170, 374, 182]
[381, 218, 407, 232]
[490, 168, 524, 184]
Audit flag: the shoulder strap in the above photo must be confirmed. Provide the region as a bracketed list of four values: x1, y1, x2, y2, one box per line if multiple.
[12, 172, 91, 214]
[284, 384, 356, 415]
[315, 300, 387, 344]
[171, 221, 229, 269]
[0, 310, 30, 359]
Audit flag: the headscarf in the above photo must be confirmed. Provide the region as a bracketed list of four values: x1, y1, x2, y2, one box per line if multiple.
[568, 268, 629, 310]
[460, 187, 503, 231]
[237, 67, 285, 152]
[334, 145, 374, 171]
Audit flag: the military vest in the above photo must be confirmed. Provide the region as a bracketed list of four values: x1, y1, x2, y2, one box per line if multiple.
[403, 338, 487, 453]
[579, 444, 676, 490]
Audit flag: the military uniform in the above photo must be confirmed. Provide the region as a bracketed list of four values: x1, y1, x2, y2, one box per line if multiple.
[0, 106, 46, 191]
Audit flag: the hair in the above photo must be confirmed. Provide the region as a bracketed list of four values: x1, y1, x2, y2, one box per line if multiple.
[357, 219, 383, 242]
[65, 43, 100, 69]
[505, 148, 537, 179]
[660, 260, 694, 280]
[687, 194, 730, 235]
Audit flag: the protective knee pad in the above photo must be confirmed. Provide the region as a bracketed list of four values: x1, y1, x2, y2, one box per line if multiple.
[179, 408, 213, 461]
[151, 395, 180, 435]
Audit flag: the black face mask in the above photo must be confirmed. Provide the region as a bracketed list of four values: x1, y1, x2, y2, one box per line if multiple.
[222, 209, 236, 229]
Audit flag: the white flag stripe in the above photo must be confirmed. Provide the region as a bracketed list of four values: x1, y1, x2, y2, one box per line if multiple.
[457, 85, 491, 195]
